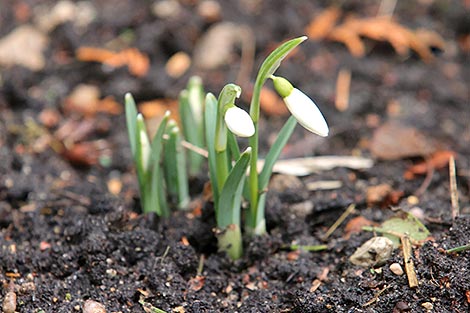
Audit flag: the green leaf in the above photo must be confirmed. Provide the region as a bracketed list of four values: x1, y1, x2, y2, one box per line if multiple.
[364, 212, 430, 248]
[258, 115, 297, 191]
[125, 93, 138, 157]
[179, 89, 204, 176]
[163, 121, 190, 209]
[250, 36, 307, 121]
[146, 112, 170, 215]
[217, 224, 243, 260]
[135, 114, 149, 191]
[217, 148, 251, 228]
[227, 131, 241, 166]
[204, 93, 219, 203]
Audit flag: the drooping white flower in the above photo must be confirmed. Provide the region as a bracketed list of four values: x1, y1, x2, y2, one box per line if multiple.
[224, 106, 255, 137]
[272, 76, 329, 137]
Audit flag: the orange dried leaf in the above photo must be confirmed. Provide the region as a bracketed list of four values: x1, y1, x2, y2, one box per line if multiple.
[404, 150, 456, 179]
[76, 47, 149, 77]
[138, 99, 178, 119]
[305, 7, 341, 40]
[328, 25, 366, 57]
[312, 9, 442, 62]
[188, 276, 205, 292]
[344, 216, 376, 239]
[61, 140, 110, 166]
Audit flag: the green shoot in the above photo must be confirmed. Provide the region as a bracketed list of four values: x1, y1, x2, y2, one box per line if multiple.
[179, 76, 205, 176]
[125, 93, 170, 216]
[163, 119, 190, 210]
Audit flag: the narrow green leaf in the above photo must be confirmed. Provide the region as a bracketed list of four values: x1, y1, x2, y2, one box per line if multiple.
[258, 115, 297, 191]
[135, 114, 149, 192]
[179, 89, 204, 176]
[163, 122, 190, 209]
[227, 131, 241, 166]
[217, 148, 251, 228]
[125, 93, 138, 157]
[204, 93, 219, 203]
[146, 112, 170, 215]
[250, 36, 307, 121]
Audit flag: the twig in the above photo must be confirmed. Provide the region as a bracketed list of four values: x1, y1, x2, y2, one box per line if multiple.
[196, 254, 205, 276]
[414, 158, 434, 196]
[163, 133, 209, 158]
[322, 204, 356, 240]
[362, 285, 390, 307]
[449, 156, 460, 219]
[335, 68, 351, 112]
[402, 235, 418, 288]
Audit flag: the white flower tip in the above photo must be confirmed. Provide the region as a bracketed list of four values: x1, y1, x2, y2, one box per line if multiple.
[284, 88, 329, 137]
[244, 147, 252, 154]
[299, 35, 308, 42]
[224, 107, 255, 137]
[164, 110, 171, 117]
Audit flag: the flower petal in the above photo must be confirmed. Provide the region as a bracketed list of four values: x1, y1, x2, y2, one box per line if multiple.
[284, 89, 329, 137]
[224, 107, 255, 137]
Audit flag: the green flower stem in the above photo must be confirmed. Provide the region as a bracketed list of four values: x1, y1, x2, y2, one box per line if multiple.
[247, 36, 307, 235]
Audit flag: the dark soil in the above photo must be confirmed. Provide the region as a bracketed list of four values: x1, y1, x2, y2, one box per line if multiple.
[1, 1, 469, 312]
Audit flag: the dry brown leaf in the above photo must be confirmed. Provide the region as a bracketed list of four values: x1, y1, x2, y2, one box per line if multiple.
[327, 22, 366, 57]
[404, 150, 456, 179]
[305, 7, 341, 40]
[344, 216, 376, 239]
[369, 121, 436, 160]
[76, 46, 149, 77]
[63, 84, 122, 117]
[61, 140, 110, 166]
[366, 184, 404, 207]
[305, 7, 444, 62]
[138, 99, 179, 124]
[188, 276, 205, 292]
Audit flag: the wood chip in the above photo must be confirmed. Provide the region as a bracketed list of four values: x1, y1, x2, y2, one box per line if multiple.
[449, 155, 460, 219]
[258, 156, 373, 176]
[401, 235, 418, 288]
[335, 68, 351, 112]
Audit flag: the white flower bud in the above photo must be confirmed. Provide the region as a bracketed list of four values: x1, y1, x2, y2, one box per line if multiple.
[224, 106, 255, 137]
[283, 88, 329, 137]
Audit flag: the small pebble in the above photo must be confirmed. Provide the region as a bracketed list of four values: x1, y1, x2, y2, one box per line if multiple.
[349, 237, 394, 267]
[421, 302, 433, 310]
[390, 263, 404, 276]
[83, 300, 106, 313]
[197, 0, 221, 22]
[2, 291, 17, 313]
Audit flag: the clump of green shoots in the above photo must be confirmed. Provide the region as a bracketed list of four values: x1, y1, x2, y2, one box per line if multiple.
[125, 94, 190, 215]
[125, 36, 329, 260]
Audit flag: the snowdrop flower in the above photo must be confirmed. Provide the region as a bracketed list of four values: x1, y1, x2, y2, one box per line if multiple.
[272, 76, 329, 137]
[224, 106, 255, 137]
